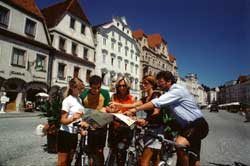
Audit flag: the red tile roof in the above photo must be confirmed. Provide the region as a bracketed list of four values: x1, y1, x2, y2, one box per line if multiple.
[169, 53, 176, 63]
[9, 0, 44, 19]
[132, 29, 146, 40]
[147, 34, 165, 48]
[41, 0, 90, 28]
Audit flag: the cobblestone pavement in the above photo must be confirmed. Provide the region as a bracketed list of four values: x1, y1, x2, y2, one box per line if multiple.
[0, 110, 250, 166]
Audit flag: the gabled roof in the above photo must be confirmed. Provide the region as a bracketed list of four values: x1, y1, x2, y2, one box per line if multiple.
[7, 0, 44, 19]
[169, 53, 176, 63]
[147, 34, 166, 48]
[132, 29, 146, 40]
[41, 0, 90, 28]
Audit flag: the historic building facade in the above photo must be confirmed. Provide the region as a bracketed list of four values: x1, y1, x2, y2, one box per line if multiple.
[41, 0, 95, 90]
[132, 29, 178, 79]
[177, 73, 208, 107]
[93, 16, 140, 98]
[0, 0, 51, 112]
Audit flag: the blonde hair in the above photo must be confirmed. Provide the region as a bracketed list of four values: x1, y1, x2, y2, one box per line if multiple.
[115, 76, 131, 95]
[63, 77, 83, 98]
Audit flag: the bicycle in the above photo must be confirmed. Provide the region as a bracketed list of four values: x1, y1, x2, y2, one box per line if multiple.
[73, 122, 90, 166]
[145, 129, 198, 166]
[105, 123, 136, 166]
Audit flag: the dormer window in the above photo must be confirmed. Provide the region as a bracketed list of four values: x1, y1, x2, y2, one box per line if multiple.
[70, 17, 75, 29]
[59, 37, 66, 52]
[0, 5, 10, 28]
[81, 24, 85, 34]
[25, 18, 36, 37]
[72, 42, 77, 56]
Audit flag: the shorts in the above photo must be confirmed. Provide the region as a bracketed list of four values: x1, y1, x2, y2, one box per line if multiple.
[57, 130, 78, 153]
[87, 125, 107, 150]
[143, 124, 164, 150]
[180, 117, 209, 160]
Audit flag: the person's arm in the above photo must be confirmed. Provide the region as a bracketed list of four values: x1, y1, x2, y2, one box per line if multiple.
[60, 111, 82, 125]
[134, 101, 155, 113]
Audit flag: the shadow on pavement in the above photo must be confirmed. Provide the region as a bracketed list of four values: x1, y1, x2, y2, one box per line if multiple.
[209, 161, 249, 166]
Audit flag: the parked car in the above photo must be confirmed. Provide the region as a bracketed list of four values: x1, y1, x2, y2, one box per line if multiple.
[210, 104, 219, 112]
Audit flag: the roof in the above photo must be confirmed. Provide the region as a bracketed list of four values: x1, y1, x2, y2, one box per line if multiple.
[41, 0, 90, 28]
[169, 53, 176, 63]
[147, 34, 166, 48]
[132, 29, 146, 40]
[7, 0, 44, 19]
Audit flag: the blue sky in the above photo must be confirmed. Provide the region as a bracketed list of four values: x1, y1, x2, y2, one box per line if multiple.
[36, 0, 249, 88]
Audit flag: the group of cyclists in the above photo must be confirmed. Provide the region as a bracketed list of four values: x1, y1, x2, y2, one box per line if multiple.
[57, 71, 209, 166]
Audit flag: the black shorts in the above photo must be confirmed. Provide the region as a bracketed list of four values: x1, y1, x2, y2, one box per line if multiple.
[180, 118, 209, 160]
[87, 125, 107, 150]
[57, 130, 78, 153]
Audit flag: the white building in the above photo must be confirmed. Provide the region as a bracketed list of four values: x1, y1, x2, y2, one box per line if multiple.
[0, 0, 51, 112]
[93, 16, 140, 98]
[41, 0, 95, 89]
[177, 73, 208, 107]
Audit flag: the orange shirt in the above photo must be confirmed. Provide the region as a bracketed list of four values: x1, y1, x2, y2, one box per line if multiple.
[112, 94, 134, 113]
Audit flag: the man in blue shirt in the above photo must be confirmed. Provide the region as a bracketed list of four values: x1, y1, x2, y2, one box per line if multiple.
[132, 71, 209, 166]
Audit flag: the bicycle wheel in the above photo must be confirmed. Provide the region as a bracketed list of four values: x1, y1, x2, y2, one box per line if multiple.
[126, 152, 137, 166]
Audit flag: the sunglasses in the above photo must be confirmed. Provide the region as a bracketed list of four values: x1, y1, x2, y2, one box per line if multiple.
[141, 81, 149, 86]
[118, 84, 127, 88]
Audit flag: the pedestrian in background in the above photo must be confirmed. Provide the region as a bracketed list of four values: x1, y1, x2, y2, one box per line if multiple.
[80, 75, 111, 166]
[0, 92, 9, 113]
[57, 77, 86, 166]
[129, 71, 209, 166]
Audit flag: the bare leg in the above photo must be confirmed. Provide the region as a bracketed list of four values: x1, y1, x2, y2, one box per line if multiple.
[176, 136, 190, 166]
[141, 148, 154, 166]
[57, 152, 68, 166]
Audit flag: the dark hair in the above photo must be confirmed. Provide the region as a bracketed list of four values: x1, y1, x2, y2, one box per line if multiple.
[151, 90, 161, 99]
[156, 71, 176, 84]
[89, 75, 102, 86]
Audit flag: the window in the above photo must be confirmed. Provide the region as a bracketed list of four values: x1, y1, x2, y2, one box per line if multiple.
[83, 48, 88, 60]
[111, 42, 114, 50]
[118, 60, 121, 68]
[125, 49, 128, 56]
[86, 70, 91, 82]
[72, 42, 77, 56]
[103, 38, 106, 45]
[111, 57, 114, 66]
[103, 54, 106, 63]
[0, 5, 10, 28]
[112, 31, 114, 37]
[11, 48, 26, 67]
[74, 67, 80, 78]
[70, 17, 75, 29]
[81, 24, 85, 34]
[58, 63, 66, 80]
[50, 35, 54, 44]
[125, 63, 127, 71]
[59, 37, 66, 52]
[119, 35, 121, 41]
[118, 46, 121, 52]
[36, 54, 46, 71]
[25, 18, 36, 37]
